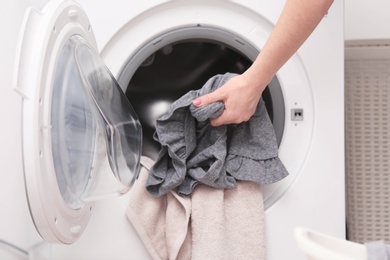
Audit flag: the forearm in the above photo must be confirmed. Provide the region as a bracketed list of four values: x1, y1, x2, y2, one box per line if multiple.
[192, 0, 334, 126]
[244, 0, 334, 90]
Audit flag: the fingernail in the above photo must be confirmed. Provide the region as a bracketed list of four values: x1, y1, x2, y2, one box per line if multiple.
[193, 99, 201, 106]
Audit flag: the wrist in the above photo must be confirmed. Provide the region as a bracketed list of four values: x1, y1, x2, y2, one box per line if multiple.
[242, 65, 271, 93]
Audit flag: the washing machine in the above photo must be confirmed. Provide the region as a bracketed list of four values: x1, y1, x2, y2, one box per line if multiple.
[0, 0, 344, 259]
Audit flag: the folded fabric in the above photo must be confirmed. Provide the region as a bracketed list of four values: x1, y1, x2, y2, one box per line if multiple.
[127, 156, 265, 260]
[127, 156, 191, 260]
[147, 72, 288, 196]
[190, 180, 265, 260]
[365, 240, 390, 260]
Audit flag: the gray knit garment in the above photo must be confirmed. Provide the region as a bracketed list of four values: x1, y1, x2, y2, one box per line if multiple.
[146, 73, 289, 196]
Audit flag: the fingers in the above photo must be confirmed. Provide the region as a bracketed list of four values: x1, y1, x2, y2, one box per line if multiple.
[192, 90, 226, 107]
[209, 115, 226, 127]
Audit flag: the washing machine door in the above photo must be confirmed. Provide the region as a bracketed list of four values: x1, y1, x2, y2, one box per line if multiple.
[14, 0, 142, 244]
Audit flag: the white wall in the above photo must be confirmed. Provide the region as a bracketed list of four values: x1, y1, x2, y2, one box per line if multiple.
[345, 0, 390, 41]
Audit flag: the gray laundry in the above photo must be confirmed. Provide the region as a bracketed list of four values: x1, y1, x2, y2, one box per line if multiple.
[365, 241, 390, 260]
[146, 73, 289, 197]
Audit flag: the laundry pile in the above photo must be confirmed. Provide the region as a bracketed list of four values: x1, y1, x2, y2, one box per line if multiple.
[146, 72, 288, 196]
[128, 156, 266, 260]
[127, 73, 289, 259]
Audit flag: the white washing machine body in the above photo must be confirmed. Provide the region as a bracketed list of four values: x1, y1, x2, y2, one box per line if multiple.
[0, 0, 344, 260]
[0, 1, 50, 259]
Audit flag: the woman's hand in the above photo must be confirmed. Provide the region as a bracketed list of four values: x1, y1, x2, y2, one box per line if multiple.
[192, 0, 333, 126]
[192, 73, 265, 126]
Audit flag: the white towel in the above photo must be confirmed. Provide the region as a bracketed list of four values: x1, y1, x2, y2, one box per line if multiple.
[127, 156, 265, 260]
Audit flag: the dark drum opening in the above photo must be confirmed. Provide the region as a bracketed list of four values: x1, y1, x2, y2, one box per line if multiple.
[125, 40, 274, 160]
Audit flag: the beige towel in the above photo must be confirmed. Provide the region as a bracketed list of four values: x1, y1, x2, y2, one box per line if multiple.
[127, 157, 265, 260]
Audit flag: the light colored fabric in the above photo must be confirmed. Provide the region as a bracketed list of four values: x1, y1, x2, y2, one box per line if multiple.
[191, 181, 265, 260]
[127, 156, 265, 260]
[127, 156, 191, 260]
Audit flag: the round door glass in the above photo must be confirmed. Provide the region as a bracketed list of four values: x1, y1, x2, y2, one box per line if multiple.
[51, 35, 142, 210]
[51, 36, 97, 210]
